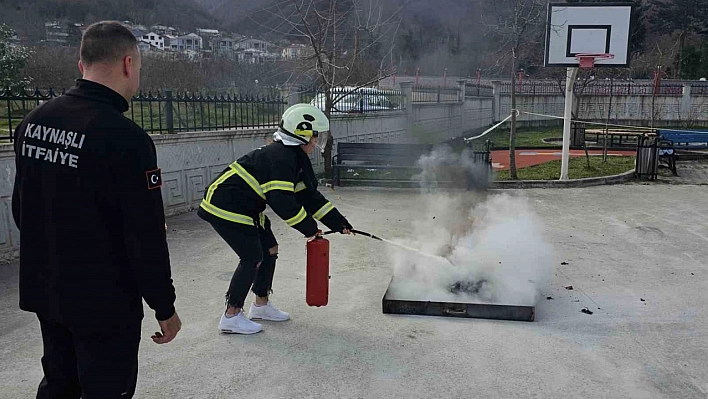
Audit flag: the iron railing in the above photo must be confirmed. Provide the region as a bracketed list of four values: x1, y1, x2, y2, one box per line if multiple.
[1, 87, 287, 140]
[499, 81, 563, 96]
[499, 80, 687, 96]
[464, 83, 494, 98]
[305, 87, 406, 114]
[578, 82, 684, 96]
[690, 83, 708, 96]
[411, 85, 460, 103]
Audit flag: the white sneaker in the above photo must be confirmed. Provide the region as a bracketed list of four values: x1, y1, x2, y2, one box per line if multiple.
[248, 301, 290, 321]
[219, 311, 262, 334]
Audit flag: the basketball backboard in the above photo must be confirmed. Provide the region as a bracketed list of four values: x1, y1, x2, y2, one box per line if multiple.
[544, 3, 633, 68]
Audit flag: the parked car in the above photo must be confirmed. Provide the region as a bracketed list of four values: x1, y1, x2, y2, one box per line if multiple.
[309, 87, 403, 114]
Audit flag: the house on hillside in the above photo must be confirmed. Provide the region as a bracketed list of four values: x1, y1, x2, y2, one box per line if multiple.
[131, 28, 147, 40]
[236, 37, 271, 53]
[164, 35, 178, 51]
[44, 22, 69, 45]
[282, 44, 312, 60]
[138, 41, 164, 54]
[44, 22, 83, 46]
[236, 48, 278, 64]
[173, 33, 203, 52]
[151, 25, 178, 36]
[212, 35, 238, 57]
[141, 32, 165, 50]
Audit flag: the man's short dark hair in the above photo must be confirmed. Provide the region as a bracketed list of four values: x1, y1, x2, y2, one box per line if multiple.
[80, 21, 138, 66]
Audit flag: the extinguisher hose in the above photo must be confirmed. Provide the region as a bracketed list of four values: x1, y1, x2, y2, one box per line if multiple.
[322, 229, 381, 240]
[322, 229, 456, 265]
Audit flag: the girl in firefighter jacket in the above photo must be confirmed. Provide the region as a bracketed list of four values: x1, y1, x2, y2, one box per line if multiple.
[198, 103, 353, 334]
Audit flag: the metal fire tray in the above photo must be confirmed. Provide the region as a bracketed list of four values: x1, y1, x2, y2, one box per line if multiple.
[382, 278, 535, 322]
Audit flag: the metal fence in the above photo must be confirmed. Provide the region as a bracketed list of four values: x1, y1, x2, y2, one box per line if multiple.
[411, 85, 460, 103]
[499, 81, 562, 96]
[1, 87, 287, 140]
[578, 82, 684, 96]
[464, 83, 494, 98]
[691, 83, 708, 96]
[499, 80, 687, 96]
[304, 87, 406, 114]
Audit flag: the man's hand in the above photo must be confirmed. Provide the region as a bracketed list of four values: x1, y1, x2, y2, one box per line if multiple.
[152, 311, 181, 344]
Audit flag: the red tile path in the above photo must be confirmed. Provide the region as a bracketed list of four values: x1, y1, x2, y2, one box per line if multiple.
[491, 149, 636, 170]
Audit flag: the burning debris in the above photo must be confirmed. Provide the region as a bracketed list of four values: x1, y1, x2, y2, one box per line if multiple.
[449, 279, 489, 295]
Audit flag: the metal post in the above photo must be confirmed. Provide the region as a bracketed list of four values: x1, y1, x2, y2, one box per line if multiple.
[491, 81, 502, 123]
[165, 90, 174, 134]
[560, 67, 579, 181]
[400, 82, 414, 143]
[457, 80, 466, 103]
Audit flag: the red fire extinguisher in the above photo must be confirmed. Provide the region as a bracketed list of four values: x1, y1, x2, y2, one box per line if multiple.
[306, 232, 329, 307]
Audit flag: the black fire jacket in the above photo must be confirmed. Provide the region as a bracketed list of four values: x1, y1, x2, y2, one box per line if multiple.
[12, 79, 176, 325]
[197, 141, 351, 237]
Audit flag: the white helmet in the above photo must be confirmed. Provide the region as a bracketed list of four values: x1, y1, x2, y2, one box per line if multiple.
[278, 103, 330, 145]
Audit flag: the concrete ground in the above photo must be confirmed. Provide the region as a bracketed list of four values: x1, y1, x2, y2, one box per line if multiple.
[1, 184, 708, 398]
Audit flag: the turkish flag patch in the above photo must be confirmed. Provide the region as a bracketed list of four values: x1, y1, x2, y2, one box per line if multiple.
[146, 168, 162, 190]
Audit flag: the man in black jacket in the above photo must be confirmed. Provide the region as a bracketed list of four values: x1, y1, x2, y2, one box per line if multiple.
[198, 103, 352, 334]
[12, 21, 180, 398]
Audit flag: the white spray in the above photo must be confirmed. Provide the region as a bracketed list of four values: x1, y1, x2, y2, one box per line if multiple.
[387, 148, 554, 306]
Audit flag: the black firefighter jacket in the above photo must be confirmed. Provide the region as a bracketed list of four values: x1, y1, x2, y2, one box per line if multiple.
[12, 79, 176, 325]
[197, 141, 351, 237]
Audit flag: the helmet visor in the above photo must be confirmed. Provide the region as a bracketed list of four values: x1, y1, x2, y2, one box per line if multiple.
[315, 130, 330, 153]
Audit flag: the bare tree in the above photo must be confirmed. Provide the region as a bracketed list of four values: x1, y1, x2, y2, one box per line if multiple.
[256, 0, 404, 178]
[484, 0, 546, 180]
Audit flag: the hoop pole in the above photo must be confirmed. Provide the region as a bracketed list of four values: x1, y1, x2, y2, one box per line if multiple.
[560, 67, 579, 181]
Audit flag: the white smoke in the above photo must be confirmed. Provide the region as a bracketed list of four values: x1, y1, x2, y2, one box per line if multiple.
[387, 148, 554, 307]
[414, 143, 492, 191]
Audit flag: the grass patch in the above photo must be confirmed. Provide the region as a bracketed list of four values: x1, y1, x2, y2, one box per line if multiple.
[495, 155, 636, 180]
[467, 126, 564, 148]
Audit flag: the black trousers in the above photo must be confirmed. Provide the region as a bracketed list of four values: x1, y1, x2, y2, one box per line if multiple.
[211, 216, 279, 308]
[35, 314, 141, 399]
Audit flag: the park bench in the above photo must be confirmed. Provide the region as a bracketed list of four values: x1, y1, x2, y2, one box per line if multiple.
[331, 141, 491, 188]
[657, 130, 708, 149]
[657, 130, 708, 176]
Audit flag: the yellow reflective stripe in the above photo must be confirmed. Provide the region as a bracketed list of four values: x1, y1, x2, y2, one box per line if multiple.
[206, 169, 237, 203]
[231, 162, 266, 200]
[296, 129, 313, 139]
[261, 180, 294, 194]
[313, 202, 334, 220]
[199, 201, 255, 226]
[259, 213, 265, 227]
[294, 182, 307, 193]
[285, 207, 307, 226]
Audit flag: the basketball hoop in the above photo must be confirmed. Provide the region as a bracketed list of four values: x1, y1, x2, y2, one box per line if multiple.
[575, 53, 615, 68]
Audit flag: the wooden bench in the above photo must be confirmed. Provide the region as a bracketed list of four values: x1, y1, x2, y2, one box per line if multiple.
[332, 142, 491, 188]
